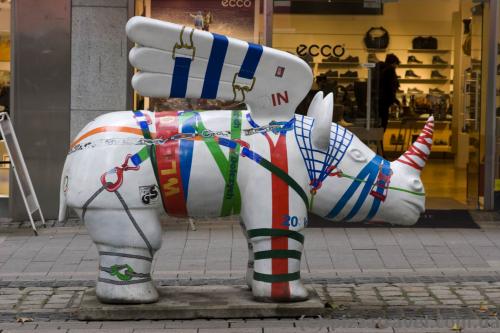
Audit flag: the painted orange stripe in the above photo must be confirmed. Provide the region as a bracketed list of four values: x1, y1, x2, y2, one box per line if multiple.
[70, 126, 149, 149]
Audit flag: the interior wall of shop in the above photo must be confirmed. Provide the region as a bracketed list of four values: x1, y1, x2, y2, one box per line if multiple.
[272, 0, 462, 158]
[70, 0, 133, 140]
[0, 6, 9, 31]
[272, 0, 458, 62]
[11, 0, 71, 220]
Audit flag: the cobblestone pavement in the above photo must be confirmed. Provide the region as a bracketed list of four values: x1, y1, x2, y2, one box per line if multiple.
[2, 280, 500, 323]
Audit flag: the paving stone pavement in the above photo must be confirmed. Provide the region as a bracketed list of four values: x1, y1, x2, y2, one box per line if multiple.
[2, 218, 500, 282]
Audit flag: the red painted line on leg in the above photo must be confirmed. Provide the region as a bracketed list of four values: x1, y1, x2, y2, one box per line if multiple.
[266, 134, 290, 300]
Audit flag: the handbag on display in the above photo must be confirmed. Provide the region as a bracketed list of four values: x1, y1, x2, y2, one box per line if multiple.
[412, 36, 438, 50]
[364, 27, 390, 50]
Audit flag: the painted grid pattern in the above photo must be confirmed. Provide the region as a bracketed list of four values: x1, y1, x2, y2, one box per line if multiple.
[294, 115, 353, 189]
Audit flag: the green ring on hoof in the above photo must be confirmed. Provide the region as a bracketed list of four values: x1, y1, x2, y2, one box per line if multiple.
[253, 271, 301, 283]
[110, 264, 135, 281]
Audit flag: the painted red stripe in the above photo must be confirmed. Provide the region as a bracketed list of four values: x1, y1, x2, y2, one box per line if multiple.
[263, 133, 290, 300]
[155, 111, 188, 217]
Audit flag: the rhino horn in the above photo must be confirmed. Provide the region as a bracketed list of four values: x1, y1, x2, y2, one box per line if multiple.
[307, 91, 324, 119]
[311, 92, 333, 151]
[395, 116, 434, 174]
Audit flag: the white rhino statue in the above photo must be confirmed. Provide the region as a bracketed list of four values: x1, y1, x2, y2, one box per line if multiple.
[59, 17, 433, 304]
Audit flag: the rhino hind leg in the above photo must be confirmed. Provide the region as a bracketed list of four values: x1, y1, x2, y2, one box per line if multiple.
[81, 206, 162, 304]
[242, 208, 309, 302]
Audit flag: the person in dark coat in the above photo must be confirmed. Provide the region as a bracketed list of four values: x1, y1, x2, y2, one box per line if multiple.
[378, 53, 400, 131]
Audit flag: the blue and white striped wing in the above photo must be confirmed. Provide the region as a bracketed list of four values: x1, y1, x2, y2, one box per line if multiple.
[126, 16, 313, 121]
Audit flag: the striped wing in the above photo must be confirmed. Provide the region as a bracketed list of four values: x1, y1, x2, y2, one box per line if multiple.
[126, 16, 313, 121]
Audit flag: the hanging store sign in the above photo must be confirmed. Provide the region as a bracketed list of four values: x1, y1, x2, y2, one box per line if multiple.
[151, 0, 255, 42]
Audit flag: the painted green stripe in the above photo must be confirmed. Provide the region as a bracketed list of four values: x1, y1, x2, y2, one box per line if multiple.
[253, 271, 300, 283]
[195, 113, 242, 216]
[221, 111, 242, 215]
[247, 228, 304, 244]
[254, 250, 302, 260]
[136, 146, 149, 163]
[259, 158, 309, 209]
[341, 174, 425, 196]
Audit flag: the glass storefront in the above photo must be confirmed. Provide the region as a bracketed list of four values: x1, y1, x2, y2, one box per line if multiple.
[0, 0, 10, 200]
[269, 0, 499, 211]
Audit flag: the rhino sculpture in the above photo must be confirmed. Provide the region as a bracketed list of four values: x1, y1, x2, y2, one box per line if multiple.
[59, 17, 433, 304]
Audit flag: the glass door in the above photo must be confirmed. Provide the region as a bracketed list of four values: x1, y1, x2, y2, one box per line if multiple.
[464, 2, 484, 208]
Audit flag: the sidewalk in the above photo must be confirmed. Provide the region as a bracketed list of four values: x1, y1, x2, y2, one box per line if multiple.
[2, 216, 500, 282]
[2, 216, 500, 332]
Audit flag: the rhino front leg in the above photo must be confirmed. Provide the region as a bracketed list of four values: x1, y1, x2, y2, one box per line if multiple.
[241, 199, 309, 302]
[82, 205, 162, 304]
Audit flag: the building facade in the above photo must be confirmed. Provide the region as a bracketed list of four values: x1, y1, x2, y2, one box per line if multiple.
[1, 0, 499, 220]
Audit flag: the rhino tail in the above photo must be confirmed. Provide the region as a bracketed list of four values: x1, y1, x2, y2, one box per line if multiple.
[58, 160, 69, 222]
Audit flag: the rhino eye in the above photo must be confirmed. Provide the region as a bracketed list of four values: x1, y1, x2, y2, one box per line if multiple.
[349, 148, 366, 162]
[409, 178, 423, 192]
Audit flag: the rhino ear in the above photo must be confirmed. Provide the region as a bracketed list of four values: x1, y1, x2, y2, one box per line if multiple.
[307, 91, 324, 119]
[311, 92, 333, 151]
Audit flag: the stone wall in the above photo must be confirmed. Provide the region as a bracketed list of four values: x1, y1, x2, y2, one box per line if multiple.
[70, 0, 131, 139]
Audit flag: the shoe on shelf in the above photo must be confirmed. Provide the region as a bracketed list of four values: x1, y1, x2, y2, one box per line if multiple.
[299, 53, 314, 64]
[338, 119, 354, 127]
[432, 56, 448, 65]
[324, 70, 339, 77]
[431, 70, 447, 79]
[407, 87, 424, 94]
[340, 70, 358, 78]
[405, 70, 421, 78]
[396, 88, 404, 94]
[407, 55, 423, 64]
[341, 55, 360, 63]
[367, 53, 380, 63]
[323, 55, 340, 63]
[429, 88, 445, 95]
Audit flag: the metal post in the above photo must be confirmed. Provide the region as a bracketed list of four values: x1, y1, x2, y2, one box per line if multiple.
[263, 0, 273, 47]
[484, 0, 498, 210]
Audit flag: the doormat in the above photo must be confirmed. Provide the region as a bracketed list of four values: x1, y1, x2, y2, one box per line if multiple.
[307, 210, 480, 229]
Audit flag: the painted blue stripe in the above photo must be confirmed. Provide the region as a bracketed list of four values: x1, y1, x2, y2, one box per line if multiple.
[343, 156, 382, 221]
[179, 111, 196, 201]
[218, 137, 237, 149]
[238, 43, 263, 79]
[326, 155, 382, 220]
[170, 57, 191, 98]
[241, 147, 261, 163]
[201, 34, 228, 99]
[131, 154, 142, 166]
[365, 159, 391, 220]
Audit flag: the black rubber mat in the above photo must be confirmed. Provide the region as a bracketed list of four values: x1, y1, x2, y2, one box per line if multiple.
[307, 210, 480, 228]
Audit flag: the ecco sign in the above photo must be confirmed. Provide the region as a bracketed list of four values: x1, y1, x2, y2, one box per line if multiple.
[221, 0, 252, 7]
[296, 44, 346, 58]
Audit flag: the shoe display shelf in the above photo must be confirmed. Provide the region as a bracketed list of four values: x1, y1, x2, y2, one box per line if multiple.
[399, 78, 449, 84]
[408, 49, 451, 54]
[399, 64, 452, 68]
[317, 62, 360, 68]
[383, 119, 452, 153]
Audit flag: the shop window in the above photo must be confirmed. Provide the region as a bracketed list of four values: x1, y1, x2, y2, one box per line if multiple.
[0, 0, 10, 198]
